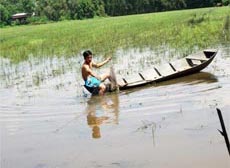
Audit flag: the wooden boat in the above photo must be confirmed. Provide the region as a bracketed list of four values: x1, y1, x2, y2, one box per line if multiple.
[116, 49, 218, 90]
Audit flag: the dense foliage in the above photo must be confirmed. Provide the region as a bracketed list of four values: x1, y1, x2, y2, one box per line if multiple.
[0, 0, 229, 26]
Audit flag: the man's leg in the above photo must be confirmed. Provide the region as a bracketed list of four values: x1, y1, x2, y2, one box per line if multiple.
[98, 83, 106, 95]
[99, 73, 110, 82]
[99, 69, 116, 83]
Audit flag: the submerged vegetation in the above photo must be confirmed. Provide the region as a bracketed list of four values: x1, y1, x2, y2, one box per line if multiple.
[0, 7, 230, 63]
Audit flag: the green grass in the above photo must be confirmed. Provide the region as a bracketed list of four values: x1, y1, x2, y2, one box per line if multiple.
[0, 7, 230, 63]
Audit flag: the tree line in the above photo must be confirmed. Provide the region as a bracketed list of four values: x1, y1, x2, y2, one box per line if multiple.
[0, 0, 229, 26]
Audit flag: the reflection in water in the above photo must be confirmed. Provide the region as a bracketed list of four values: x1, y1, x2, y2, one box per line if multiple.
[85, 94, 119, 139]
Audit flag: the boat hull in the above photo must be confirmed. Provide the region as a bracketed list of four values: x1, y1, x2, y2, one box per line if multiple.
[118, 49, 217, 90]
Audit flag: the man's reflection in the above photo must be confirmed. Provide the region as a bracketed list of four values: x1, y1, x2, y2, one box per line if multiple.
[85, 94, 119, 139]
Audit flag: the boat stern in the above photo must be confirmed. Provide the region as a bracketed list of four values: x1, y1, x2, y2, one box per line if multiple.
[203, 49, 218, 58]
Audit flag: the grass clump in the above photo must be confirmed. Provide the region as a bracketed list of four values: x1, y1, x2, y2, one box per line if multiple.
[223, 15, 230, 41]
[0, 7, 230, 63]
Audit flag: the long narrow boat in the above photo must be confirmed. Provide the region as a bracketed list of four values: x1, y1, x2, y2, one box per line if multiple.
[116, 49, 217, 90]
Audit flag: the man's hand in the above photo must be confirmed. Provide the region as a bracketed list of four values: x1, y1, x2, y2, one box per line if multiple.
[106, 56, 112, 62]
[93, 56, 112, 68]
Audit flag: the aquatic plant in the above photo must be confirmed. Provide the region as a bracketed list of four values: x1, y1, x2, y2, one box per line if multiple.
[223, 15, 230, 41]
[0, 7, 229, 63]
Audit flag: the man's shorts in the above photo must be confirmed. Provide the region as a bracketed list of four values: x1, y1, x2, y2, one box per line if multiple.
[84, 77, 101, 94]
[85, 77, 101, 88]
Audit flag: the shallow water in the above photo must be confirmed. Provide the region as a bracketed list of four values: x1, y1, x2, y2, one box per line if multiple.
[1, 46, 230, 168]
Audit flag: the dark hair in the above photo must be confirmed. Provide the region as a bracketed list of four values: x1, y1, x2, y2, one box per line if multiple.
[83, 50, 92, 59]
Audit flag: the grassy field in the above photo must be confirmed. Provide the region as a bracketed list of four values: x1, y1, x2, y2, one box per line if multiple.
[0, 7, 229, 63]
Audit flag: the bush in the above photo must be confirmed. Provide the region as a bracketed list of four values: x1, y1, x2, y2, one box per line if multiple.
[0, 4, 10, 26]
[222, 0, 230, 6]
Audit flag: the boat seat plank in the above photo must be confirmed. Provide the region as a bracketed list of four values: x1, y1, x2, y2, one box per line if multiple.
[154, 67, 162, 76]
[186, 58, 196, 66]
[116, 75, 127, 87]
[169, 63, 176, 72]
[186, 58, 204, 66]
[186, 52, 208, 64]
[186, 57, 208, 61]
[186, 51, 209, 61]
[170, 58, 192, 71]
[139, 69, 159, 81]
[155, 64, 176, 76]
[122, 73, 145, 85]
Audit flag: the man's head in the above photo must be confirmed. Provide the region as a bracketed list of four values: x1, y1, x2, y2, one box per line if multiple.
[83, 50, 93, 64]
[83, 50, 92, 59]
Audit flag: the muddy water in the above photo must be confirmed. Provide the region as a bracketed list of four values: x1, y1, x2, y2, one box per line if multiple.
[1, 46, 230, 168]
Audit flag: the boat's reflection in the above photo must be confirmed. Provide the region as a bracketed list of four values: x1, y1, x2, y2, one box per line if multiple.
[85, 94, 119, 139]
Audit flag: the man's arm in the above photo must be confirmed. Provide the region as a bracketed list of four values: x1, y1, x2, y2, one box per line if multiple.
[92, 56, 112, 68]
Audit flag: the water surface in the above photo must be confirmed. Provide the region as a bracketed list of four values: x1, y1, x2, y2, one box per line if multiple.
[1, 47, 230, 168]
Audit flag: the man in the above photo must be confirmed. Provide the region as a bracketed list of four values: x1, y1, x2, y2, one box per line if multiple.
[81, 50, 113, 95]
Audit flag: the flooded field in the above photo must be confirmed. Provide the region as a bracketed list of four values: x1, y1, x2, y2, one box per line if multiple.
[0, 46, 230, 168]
